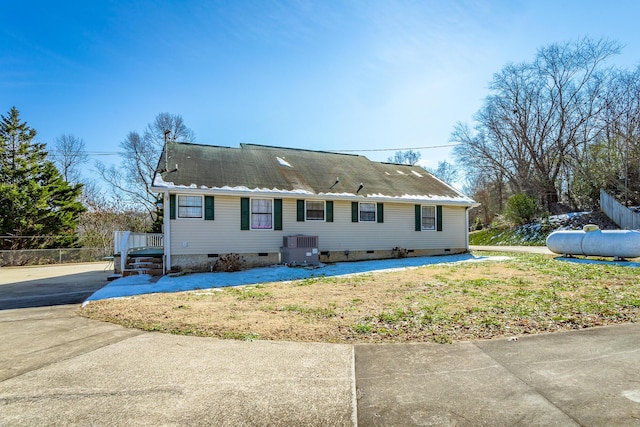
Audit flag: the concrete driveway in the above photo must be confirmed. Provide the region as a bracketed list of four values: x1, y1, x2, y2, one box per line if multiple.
[0, 263, 111, 309]
[2, 260, 640, 425]
[0, 263, 355, 425]
[0, 305, 355, 426]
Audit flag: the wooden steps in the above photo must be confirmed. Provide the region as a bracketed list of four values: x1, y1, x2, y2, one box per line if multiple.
[123, 256, 163, 277]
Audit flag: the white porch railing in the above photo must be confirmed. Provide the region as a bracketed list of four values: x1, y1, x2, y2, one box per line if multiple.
[114, 232, 164, 254]
[114, 232, 164, 274]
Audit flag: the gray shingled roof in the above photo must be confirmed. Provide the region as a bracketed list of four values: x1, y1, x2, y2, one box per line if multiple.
[152, 143, 474, 205]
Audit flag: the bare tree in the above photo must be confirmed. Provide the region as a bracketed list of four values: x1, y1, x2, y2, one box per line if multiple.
[425, 160, 459, 186]
[95, 113, 195, 220]
[50, 134, 88, 184]
[387, 150, 421, 165]
[74, 178, 154, 250]
[601, 66, 640, 205]
[453, 38, 621, 212]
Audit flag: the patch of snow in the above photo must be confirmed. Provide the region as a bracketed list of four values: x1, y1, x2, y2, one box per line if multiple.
[153, 174, 172, 187]
[396, 170, 406, 175]
[153, 172, 475, 205]
[276, 157, 293, 168]
[84, 254, 509, 302]
[411, 170, 423, 177]
[548, 211, 592, 223]
[318, 191, 358, 197]
[153, 180, 315, 195]
[216, 186, 313, 195]
[366, 193, 475, 205]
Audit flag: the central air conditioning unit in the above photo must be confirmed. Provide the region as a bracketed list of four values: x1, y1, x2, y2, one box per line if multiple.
[281, 235, 319, 265]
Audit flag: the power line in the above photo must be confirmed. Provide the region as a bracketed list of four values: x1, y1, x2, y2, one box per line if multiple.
[46, 143, 460, 157]
[333, 144, 459, 153]
[0, 235, 75, 239]
[47, 151, 126, 156]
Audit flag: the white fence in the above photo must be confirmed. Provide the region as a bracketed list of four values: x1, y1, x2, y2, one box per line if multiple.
[600, 189, 640, 230]
[114, 232, 164, 255]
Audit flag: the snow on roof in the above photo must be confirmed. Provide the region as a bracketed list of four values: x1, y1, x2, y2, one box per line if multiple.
[366, 193, 476, 205]
[154, 173, 475, 204]
[277, 156, 293, 167]
[154, 174, 314, 195]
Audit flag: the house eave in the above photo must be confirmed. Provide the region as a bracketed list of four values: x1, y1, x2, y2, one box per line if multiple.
[151, 181, 476, 207]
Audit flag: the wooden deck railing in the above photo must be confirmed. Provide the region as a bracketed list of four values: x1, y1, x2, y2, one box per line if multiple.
[114, 232, 164, 254]
[114, 231, 164, 274]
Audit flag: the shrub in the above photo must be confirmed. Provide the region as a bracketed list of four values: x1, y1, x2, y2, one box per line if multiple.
[214, 253, 245, 272]
[505, 194, 537, 225]
[490, 214, 513, 230]
[392, 247, 408, 258]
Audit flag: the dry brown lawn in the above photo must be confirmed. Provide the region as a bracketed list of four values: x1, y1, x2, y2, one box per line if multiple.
[80, 253, 640, 344]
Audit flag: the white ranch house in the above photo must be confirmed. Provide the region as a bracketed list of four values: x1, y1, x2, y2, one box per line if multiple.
[140, 142, 476, 273]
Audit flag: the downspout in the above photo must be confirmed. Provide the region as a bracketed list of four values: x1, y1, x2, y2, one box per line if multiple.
[465, 206, 470, 252]
[164, 190, 171, 272]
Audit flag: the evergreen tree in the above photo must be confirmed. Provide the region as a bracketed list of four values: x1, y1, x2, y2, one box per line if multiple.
[0, 107, 85, 250]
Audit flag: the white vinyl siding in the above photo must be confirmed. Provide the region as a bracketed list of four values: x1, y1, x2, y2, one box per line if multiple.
[170, 196, 467, 255]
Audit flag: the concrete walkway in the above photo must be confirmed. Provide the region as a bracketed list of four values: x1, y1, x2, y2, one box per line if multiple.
[470, 245, 555, 255]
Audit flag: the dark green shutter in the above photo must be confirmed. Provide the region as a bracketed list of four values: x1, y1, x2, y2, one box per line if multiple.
[169, 195, 176, 220]
[274, 199, 283, 230]
[351, 202, 358, 222]
[204, 196, 214, 220]
[436, 205, 443, 231]
[240, 198, 250, 230]
[377, 203, 384, 223]
[415, 205, 421, 231]
[326, 201, 333, 222]
[297, 200, 305, 222]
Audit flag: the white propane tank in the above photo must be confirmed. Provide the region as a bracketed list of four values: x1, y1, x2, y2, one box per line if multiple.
[546, 225, 640, 259]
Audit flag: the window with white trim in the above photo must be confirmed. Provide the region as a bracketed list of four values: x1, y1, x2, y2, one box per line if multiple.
[306, 201, 325, 221]
[178, 195, 203, 219]
[251, 198, 273, 229]
[421, 205, 436, 230]
[359, 202, 376, 222]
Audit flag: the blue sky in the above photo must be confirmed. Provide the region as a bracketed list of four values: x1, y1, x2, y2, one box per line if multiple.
[2, 0, 640, 176]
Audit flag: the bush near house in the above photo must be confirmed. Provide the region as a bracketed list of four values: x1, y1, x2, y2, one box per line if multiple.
[504, 194, 537, 225]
